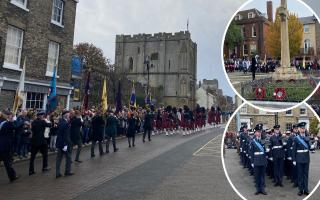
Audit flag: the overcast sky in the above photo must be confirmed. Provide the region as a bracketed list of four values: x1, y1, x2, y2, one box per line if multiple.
[74, 0, 320, 98]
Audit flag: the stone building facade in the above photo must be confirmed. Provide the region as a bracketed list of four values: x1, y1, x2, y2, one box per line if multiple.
[114, 31, 197, 108]
[228, 104, 315, 132]
[0, 0, 78, 110]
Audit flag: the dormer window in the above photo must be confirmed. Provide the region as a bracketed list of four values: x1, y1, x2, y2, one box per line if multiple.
[248, 12, 255, 19]
[235, 14, 242, 21]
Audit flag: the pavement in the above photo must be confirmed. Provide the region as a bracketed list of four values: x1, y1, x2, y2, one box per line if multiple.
[224, 148, 320, 200]
[227, 71, 270, 84]
[1, 127, 319, 200]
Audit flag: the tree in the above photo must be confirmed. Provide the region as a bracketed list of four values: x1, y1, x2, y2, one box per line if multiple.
[265, 11, 303, 58]
[309, 117, 319, 136]
[225, 21, 243, 51]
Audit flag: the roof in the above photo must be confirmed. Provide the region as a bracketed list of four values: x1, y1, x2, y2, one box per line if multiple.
[236, 8, 267, 21]
[299, 16, 317, 25]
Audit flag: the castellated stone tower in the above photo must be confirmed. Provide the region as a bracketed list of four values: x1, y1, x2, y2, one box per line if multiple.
[114, 31, 197, 108]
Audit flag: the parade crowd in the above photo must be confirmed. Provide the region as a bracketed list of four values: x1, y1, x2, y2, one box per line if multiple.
[229, 123, 314, 196]
[0, 105, 223, 182]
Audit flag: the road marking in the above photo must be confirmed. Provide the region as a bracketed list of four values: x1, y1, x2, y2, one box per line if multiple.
[193, 134, 223, 157]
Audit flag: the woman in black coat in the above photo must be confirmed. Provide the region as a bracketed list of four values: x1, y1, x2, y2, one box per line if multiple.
[90, 110, 105, 157]
[126, 112, 136, 147]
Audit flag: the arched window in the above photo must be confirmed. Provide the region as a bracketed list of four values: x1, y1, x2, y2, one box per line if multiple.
[128, 57, 133, 71]
[252, 25, 256, 37]
[304, 39, 311, 54]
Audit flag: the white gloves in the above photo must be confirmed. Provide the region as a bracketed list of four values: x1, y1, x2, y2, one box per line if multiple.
[293, 161, 296, 166]
[63, 145, 68, 152]
[251, 164, 254, 168]
[270, 157, 273, 161]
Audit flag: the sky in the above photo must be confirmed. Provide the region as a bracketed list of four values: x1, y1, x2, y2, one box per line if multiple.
[74, 0, 320, 98]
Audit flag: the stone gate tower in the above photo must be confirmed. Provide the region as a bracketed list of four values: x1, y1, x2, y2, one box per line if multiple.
[115, 31, 197, 108]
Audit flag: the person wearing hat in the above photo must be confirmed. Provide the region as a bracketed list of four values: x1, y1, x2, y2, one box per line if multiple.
[91, 110, 105, 157]
[56, 110, 74, 178]
[143, 108, 154, 142]
[105, 110, 119, 153]
[292, 122, 310, 196]
[0, 110, 20, 182]
[70, 110, 83, 163]
[239, 124, 248, 168]
[269, 124, 285, 187]
[250, 123, 267, 195]
[29, 111, 52, 176]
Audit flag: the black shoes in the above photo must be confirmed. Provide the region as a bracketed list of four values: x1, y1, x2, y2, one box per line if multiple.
[75, 160, 82, 163]
[91, 154, 95, 158]
[304, 191, 309, 195]
[64, 172, 74, 177]
[56, 174, 62, 179]
[114, 148, 119, 152]
[298, 191, 303, 196]
[42, 167, 51, 172]
[255, 191, 267, 195]
[10, 175, 20, 183]
[29, 171, 36, 176]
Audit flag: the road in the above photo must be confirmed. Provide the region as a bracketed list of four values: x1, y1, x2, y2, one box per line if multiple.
[224, 148, 320, 200]
[1, 127, 319, 200]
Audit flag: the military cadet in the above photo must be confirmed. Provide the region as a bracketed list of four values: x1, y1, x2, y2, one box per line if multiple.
[269, 125, 285, 187]
[264, 129, 273, 178]
[292, 122, 310, 196]
[247, 131, 254, 176]
[250, 124, 267, 195]
[289, 124, 299, 187]
[105, 110, 119, 153]
[239, 125, 248, 167]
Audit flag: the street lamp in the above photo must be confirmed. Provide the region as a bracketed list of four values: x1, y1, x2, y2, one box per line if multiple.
[144, 56, 150, 95]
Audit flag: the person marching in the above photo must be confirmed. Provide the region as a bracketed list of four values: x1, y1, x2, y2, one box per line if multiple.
[0, 111, 20, 182]
[70, 110, 83, 163]
[56, 110, 74, 178]
[250, 124, 267, 195]
[269, 125, 285, 187]
[105, 110, 119, 153]
[29, 111, 52, 176]
[292, 122, 310, 196]
[143, 109, 153, 142]
[126, 111, 136, 147]
[90, 110, 105, 157]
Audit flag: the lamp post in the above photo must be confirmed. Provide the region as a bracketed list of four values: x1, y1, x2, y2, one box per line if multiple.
[144, 56, 150, 95]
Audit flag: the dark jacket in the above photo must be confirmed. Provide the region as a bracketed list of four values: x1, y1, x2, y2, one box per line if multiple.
[143, 113, 154, 130]
[105, 115, 119, 137]
[269, 134, 285, 159]
[56, 118, 72, 149]
[0, 120, 16, 152]
[250, 138, 267, 166]
[70, 117, 83, 144]
[91, 115, 105, 142]
[126, 117, 136, 137]
[31, 118, 51, 146]
[292, 135, 310, 163]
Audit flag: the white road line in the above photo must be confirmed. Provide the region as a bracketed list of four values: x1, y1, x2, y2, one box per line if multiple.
[192, 134, 222, 156]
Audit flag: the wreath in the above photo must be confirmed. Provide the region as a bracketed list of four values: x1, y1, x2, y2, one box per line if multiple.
[274, 88, 286, 101]
[255, 87, 266, 100]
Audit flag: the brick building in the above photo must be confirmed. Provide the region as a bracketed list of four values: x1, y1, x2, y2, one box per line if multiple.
[224, 1, 272, 59]
[228, 104, 314, 132]
[0, 0, 78, 110]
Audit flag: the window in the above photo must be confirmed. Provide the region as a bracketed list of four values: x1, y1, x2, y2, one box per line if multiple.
[250, 44, 257, 55]
[286, 110, 292, 115]
[240, 105, 247, 114]
[4, 26, 24, 70]
[304, 39, 311, 54]
[128, 57, 133, 71]
[304, 25, 310, 33]
[300, 108, 307, 115]
[286, 123, 292, 131]
[10, 0, 28, 10]
[46, 41, 59, 76]
[26, 92, 44, 109]
[51, 0, 64, 26]
[151, 53, 159, 60]
[252, 25, 257, 37]
[248, 12, 254, 19]
[235, 14, 242, 21]
[241, 26, 246, 37]
[137, 47, 140, 54]
[243, 44, 248, 56]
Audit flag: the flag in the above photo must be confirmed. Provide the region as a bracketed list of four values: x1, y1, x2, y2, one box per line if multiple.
[12, 57, 26, 115]
[145, 92, 152, 106]
[82, 71, 91, 111]
[101, 78, 108, 112]
[303, 56, 306, 69]
[46, 66, 58, 113]
[116, 81, 122, 113]
[129, 82, 136, 108]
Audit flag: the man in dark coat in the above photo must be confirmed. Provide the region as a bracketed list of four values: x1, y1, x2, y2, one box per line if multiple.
[14, 110, 27, 158]
[251, 55, 257, 81]
[56, 110, 73, 178]
[143, 109, 154, 142]
[0, 111, 20, 182]
[91, 110, 105, 157]
[29, 111, 52, 175]
[70, 110, 83, 163]
[105, 111, 119, 153]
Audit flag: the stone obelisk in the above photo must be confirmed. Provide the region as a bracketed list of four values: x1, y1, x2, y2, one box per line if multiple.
[272, 0, 303, 80]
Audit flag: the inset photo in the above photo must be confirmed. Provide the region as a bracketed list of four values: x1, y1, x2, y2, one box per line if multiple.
[222, 103, 320, 199]
[223, 0, 320, 111]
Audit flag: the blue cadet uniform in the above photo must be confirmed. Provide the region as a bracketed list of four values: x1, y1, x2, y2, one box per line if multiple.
[251, 124, 267, 195]
[292, 122, 310, 196]
[269, 125, 285, 187]
[289, 124, 299, 187]
[239, 125, 248, 167]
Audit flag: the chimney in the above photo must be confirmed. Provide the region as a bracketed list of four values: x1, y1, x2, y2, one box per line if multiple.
[267, 1, 273, 22]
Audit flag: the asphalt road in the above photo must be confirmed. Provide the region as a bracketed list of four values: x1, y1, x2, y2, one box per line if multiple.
[224, 148, 320, 200]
